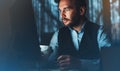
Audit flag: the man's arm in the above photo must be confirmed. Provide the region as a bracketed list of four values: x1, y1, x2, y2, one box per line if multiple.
[97, 26, 112, 49]
[48, 31, 59, 62]
[48, 31, 81, 70]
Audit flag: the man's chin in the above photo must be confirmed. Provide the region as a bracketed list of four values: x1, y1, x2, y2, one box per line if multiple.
[63, 22, 71, 26]
[64, 24, 70, 27]
[64, 23, 74, 28]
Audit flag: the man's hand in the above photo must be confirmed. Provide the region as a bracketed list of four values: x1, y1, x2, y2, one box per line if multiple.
[57, 55, 80, 70]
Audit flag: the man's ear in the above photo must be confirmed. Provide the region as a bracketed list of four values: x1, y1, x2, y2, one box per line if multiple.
[79, 7, 86, 16]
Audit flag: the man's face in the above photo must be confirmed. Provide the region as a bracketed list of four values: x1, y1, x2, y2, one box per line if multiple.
[59, 0, 80, 26]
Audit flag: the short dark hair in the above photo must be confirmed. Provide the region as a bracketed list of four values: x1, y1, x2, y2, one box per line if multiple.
[56, 0, 87, 8]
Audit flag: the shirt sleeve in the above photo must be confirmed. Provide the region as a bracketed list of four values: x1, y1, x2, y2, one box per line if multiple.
[97, 26, 111, 49]
[48, 31, 59, 61]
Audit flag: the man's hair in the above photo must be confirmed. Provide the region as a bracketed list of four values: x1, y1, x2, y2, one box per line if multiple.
[57, 0, 87, 8]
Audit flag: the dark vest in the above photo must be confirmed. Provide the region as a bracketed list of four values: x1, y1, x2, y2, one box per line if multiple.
[58, 21, 100, 59]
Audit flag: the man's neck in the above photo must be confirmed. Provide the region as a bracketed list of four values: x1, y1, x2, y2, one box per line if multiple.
[73, 19, 85, 32]
[73, 24, 83, 32]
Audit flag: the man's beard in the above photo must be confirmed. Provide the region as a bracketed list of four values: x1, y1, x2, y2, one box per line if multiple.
[61, 12, 82, 27]
[69, 15, 81, 28]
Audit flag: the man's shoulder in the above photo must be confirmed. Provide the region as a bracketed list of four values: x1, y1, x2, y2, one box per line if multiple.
[87, 20, 100, 28]
[86, 20, 100, 30]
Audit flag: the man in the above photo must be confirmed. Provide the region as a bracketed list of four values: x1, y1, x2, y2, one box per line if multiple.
[48, 0, 111, 71]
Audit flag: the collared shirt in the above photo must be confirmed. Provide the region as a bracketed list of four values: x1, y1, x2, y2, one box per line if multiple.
[50, 23, 111, 52]
[49, 23, 111, 71]
[68, 23, 85, 50]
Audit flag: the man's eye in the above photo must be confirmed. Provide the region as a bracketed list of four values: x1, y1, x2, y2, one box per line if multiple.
[64, 8, 70, 12]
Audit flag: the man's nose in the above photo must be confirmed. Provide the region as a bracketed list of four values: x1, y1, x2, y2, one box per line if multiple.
[60, 12, 66, 18]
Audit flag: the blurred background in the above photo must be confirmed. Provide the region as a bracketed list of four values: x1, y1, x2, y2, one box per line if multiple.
[0, 0, 120, 71]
